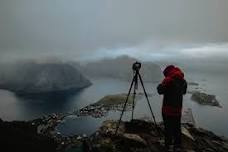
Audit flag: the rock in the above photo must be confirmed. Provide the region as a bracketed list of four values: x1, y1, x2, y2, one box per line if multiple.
[1, 115, 228, 152]
[88, 119, 228, 152]
[191, 91, 222, 108]
[0, 119, 57, 152]
[82, 134, 87, 138]
[77, 136, 82, 140]
[222, 142, 228, 150]
[101, 120, 125, 135]
[182, 108, 196, 126]
[123, 133, 147, 145]
[182, 127, 195, 141]
[188, 82, 199, 86]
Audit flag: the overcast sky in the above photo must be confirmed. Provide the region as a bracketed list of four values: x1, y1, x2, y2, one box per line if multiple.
[0, 0, 228, 62]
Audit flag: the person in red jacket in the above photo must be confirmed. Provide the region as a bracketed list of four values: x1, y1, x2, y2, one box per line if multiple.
[157, 65, 187, 152]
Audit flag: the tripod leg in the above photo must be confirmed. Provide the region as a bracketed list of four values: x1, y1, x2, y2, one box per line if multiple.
[115, 75, 135, 135]
[131, 78, 137, 121]
[138, 73, 161, 136]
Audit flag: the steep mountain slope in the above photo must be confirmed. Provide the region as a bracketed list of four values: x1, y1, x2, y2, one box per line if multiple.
[81, 56, 162, 82]
[0, 62, 91, 94]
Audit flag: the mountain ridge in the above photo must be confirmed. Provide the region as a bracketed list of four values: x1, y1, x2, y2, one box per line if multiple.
[0, 62, 91, 94]
[79, 55, 162, 82]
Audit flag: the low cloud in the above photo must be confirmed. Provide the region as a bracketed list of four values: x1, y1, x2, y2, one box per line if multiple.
[0, 0, 228, 63]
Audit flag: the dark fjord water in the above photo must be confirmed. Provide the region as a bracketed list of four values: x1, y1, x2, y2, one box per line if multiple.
[0, 71, 228, 137]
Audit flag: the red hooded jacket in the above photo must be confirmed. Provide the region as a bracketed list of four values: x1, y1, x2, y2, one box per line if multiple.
[157, 65, 187, 116]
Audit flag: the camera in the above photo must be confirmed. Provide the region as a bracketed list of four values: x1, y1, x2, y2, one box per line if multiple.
[132, 61, 141, 71]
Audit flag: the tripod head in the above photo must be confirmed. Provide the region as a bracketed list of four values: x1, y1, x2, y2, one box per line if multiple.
[132, 61, 141, 72]
[132, 61, 141, 89]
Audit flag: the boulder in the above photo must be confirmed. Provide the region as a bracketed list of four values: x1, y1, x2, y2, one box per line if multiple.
[191, 91, 222, 108]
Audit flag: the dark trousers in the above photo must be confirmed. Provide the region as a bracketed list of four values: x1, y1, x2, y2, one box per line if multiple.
[162, 113, 181, 148]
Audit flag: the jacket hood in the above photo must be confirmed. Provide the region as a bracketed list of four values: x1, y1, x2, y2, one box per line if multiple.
[163, 65, 175, 77]
[163, 65, 184, 80]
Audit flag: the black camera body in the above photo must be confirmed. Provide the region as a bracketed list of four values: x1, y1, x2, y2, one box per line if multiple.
[132, 61, 141, 72]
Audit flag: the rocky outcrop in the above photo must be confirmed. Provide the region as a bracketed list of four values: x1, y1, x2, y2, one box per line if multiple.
[87, 120, 228, 152]
[0, 118, 57, 152]
[191, 91, 222, 108]
[0, 62, 91, 95]
[81, 55, 162, 82]
[1, 115, 228, 152]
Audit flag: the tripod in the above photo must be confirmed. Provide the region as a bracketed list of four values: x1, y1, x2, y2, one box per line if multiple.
[115, 62, 160, 135]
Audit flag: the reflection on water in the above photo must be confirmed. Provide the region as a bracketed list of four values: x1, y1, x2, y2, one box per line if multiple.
[0, 89, 81, 120]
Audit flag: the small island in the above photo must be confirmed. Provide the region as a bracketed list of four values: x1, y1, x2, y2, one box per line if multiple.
[93, 94, 134, 107]
[74, 94, 140, 118]
[190, 91, 222, 108]
[188, 82, 199, 86]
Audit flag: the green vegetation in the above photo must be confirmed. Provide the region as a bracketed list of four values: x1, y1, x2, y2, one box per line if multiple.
[94, 94, 134, 107]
